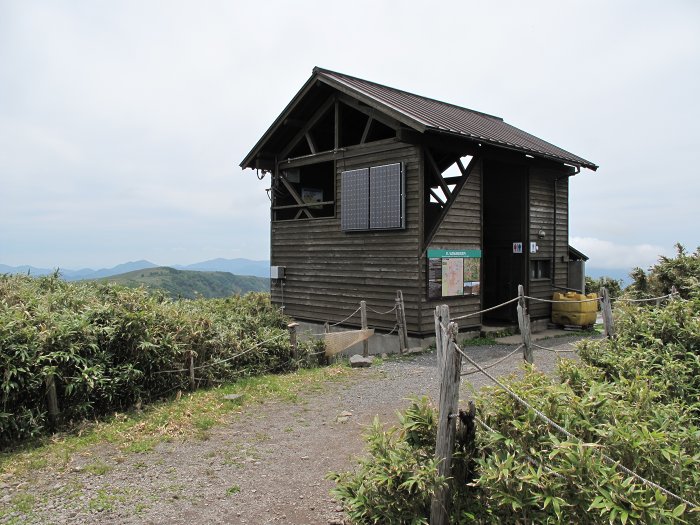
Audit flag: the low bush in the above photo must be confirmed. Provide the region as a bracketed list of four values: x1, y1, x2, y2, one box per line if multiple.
[0, 274, 317, 446]
[627, 244, 700, 300]
[578, 299, 700, 412]
[332, 292, 700, 523]
[333, 366, 700, 523]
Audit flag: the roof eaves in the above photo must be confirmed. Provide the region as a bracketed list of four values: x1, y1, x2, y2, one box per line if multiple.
[429, 128, 598, 171]
[240, 73, 320, 169]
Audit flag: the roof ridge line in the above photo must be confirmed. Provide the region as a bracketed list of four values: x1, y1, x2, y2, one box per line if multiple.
[313, 66, 504, 122]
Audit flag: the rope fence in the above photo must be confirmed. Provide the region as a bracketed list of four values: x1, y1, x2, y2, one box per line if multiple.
[328, 305, 362, 327]
[153, 332, 289, 375]
[453, 340, 699, 510]
[366, 304, 398, 315]
[452, 296, 519, 321]
[461, 345, 522, 376]
[614, 292, 676, 303]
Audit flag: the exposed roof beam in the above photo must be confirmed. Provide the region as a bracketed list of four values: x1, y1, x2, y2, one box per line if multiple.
[336, 93, 400, 132]
[423, 155, 481, 252]
[279, 176, 313, 219]
[360, 117, 373, 145]
[279, 96, 336, 160]
[425, 148, 451, 199]
[429, 188, 446, 205]
[305, 132, 317, 154]
[455, 157, 468, 177]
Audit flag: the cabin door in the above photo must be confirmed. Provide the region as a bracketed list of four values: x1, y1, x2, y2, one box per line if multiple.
[482, 160, 528, 322]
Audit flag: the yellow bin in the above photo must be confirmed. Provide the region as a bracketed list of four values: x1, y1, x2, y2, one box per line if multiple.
[551, 292, 597, 327]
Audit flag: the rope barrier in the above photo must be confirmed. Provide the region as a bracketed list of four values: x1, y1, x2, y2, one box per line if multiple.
[454, 343, 699, 510]
[375, 323, 400, 337]
[532, 342, 578, 354]
[524, 295, 601, 304]
[452, 296, 520, 321]
[328, 305, 362, 327]
[154, 332, 288, 375]
[461, 345, 523, 376]
[614, 293, 674, 303]
[366, 304, 398, 315]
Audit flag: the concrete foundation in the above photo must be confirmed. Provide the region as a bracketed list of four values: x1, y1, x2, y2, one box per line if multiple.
[294, 320, 434, 357]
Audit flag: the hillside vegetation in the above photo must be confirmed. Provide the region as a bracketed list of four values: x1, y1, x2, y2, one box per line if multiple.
[0, 274, 318, 447]
[332, 246, 700, 524]
[96, 266, 269, 299]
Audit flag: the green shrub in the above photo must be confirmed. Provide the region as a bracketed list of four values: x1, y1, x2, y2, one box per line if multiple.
[473, 363, 700, 524]
[0, 274, 318, 446]
[329, 398, 449, 525]
[332, 368, 700, 524]
[578, 298, 700, 412]
[627, 244, 700, 300]
[586, 276, 624, 299]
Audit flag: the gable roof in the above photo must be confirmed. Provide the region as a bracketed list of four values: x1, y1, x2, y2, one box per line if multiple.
[240, 67, 598, 171]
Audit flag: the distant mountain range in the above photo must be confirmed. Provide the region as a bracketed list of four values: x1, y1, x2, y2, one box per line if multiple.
[95, 267, 269, 299]
[0, 258, 270, 280]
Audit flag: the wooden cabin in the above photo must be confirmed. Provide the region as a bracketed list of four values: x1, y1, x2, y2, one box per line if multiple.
[240, 67, 597, 336]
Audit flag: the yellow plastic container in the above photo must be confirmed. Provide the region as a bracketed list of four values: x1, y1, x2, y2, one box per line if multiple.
[551, 292, 597, 327]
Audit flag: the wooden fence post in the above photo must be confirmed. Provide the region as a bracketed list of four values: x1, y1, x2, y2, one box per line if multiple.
[434, 304, 449, 365]
[287, 322, 299, 361]
[189, 352, 196, 391]
[395, 296, 406, 354]
[517, 284, 533, 364]
[398, 290, 409, 354]
[601, 287, 615, 338]
[430, 313, 462, 525]
[360, 300, 369, 358]
[46, 374, 60, 426]
[670, 285, 678, 302]
[320, 322, 330, 366]
[395, 290, 409, 354]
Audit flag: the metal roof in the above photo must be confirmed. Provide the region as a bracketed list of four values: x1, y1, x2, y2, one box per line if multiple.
[315, 67, 597, 170]
[240, 67, 598, 171]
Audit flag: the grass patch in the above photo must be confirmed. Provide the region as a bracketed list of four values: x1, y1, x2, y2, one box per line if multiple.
[84, 460, 112, 476]
[10, 492, 35, 513]
[88, 488, 127, 512]
[226, 484, 241, 495]
[0, 364, 352, 479]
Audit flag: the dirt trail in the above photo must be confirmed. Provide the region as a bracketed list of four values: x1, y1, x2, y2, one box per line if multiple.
[1, 337, 586, 525]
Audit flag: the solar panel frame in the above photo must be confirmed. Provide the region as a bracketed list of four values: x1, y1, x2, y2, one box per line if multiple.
[340, 168, 370, 231]
[369, 163, 404, 230]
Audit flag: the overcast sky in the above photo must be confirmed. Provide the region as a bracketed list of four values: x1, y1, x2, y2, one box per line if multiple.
[1, 0, 698, 272]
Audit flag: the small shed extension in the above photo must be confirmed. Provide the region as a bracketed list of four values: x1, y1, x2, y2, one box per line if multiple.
[240, 67, 597, 336]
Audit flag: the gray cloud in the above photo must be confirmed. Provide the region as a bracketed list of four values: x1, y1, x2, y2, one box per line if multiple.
[1, 0, 698, 269]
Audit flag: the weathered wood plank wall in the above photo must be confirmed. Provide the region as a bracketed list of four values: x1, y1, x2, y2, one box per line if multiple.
[528, 168, 570, 318]
[270, 141, 423, 332]
[420, 159, 483, 333]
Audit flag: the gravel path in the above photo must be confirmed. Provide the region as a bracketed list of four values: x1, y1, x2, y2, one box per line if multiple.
[0, 335, 594, 525]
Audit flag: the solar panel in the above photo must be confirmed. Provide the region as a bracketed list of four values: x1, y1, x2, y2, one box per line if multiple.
[340, 168, 369, 231]
[370, 163, 403, 229]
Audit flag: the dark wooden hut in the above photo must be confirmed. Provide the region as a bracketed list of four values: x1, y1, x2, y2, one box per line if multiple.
[240, 67, 597, 336]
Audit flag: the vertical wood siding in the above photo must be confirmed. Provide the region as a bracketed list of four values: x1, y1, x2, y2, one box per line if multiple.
[528, 168, 570, 318]
[555, 176, 569, 289]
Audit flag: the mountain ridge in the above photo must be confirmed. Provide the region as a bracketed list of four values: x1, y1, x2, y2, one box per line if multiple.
[94, 266, 269, 299]
[0, 258, 270, 280]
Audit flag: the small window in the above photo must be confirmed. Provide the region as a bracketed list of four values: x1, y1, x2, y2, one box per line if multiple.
[273, 162, 335, 221]
[530, 259, 551, 280]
